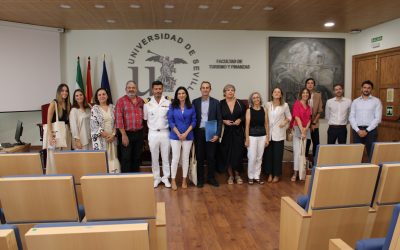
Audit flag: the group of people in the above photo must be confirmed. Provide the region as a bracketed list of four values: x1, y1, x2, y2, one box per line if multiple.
[45, 77, 382, 188]
[290, 78, 382, 181]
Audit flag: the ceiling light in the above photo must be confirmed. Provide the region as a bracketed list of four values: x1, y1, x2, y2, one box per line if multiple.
[198, 4, 209, 9]
[220, 20, 229, 24]
[94, 4, 105, 9]
[106, 19, 116, 23]
[263, 6, 274, 11]
[164, 4, 175, 9]
[164, 19, 173, 23]
[129, 4, 141, 9]
[60, 4, 71, 9]
[232, 6, 242, 10]
[350, 29, 362, 34]
[324, 22, 335, 27]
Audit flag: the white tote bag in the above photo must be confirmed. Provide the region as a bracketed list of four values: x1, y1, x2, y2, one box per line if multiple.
[188, 144, 198, 186]
[298, 139, 307, 181]
[42, 101, 67, 149]
[107, 143, 121, 173]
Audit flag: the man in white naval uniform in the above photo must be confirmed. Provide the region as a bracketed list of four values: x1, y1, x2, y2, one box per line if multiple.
[144, 80, 172, 188]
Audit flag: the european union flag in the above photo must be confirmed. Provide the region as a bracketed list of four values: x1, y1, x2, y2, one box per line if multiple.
[101, 59, 113, 104]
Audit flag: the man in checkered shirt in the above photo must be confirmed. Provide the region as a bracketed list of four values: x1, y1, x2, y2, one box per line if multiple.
[115, 80, 144, 172]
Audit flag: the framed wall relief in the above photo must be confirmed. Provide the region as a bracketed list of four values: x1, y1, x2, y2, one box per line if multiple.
[269, 37, 345, 117]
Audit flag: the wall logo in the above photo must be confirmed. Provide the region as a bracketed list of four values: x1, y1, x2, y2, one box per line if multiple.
[128, 33, 200, 96]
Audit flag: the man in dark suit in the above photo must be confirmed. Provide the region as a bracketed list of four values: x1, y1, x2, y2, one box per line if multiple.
[192, 81, 222, 187]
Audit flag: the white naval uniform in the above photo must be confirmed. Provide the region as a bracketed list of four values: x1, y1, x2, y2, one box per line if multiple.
[144, 96, 171, 181]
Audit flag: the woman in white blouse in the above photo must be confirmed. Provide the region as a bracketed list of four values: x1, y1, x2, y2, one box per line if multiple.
[263, 87, 292, 183]
[69, 89, 92, 150]
[90, 88, 120, 173]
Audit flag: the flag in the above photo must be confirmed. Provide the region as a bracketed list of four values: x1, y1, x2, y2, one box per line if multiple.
[75, 57, 84, 91]
[86, 57, 93, 103]
[101, 57, 113, 103]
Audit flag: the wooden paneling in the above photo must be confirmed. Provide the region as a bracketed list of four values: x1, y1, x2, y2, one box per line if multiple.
[352, 57, 377, 99]
[0, 0, 400, 31]
[380, 53, 400, 88]
[0, 229, 18, 250]
[310, 165, 378, 210]
[371, 205, 394, 237]
[308, 207, 370, 249]
[25, 223, 150, 250]
[81, 174, 156, 221]
[0, 176, 79, 223]
[370, 143, 400, 165]
[329, 239, 353, 250]
[0, 152, 42, 177]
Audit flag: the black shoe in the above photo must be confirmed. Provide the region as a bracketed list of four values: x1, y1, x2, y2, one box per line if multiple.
[197, 182, 204, 188]
[207, 179, 219, 187]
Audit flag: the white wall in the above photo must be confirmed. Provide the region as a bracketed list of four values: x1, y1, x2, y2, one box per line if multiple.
[61, 29, 351, 100]
[2, 18, 400, 146]
[61, 29, 349, 145]
[349, 18, 400, 56]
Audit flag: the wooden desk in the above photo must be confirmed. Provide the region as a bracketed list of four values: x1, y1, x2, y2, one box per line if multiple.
[1, 143, 31, 153]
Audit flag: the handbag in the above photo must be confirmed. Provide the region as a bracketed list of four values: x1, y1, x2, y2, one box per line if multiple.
[107, 143, 121, 173]
[188, 144, 198, 186]
[286, 128, 294, 142]
[298, 139, 308, 181]
[42, 101, 67, 149]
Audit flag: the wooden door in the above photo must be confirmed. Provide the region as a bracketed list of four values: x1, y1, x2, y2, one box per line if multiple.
[352, 56, 378, 99]
[378, 51, 400, 142]
[352, 47, 400, 142]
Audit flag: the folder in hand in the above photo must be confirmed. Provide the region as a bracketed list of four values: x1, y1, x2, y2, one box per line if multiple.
[205, 120, 217, 141]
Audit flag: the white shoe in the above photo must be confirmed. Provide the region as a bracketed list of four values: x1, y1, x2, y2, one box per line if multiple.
[162, 178, 171, 188]
[154, 179, 161, 188]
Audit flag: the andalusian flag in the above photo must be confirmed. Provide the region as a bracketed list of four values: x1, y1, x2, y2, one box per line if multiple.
[86, 57, 93, 103]
[76, 56, 84, 91]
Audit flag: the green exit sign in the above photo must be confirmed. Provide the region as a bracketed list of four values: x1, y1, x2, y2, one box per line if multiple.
[371, 36, 383, 43]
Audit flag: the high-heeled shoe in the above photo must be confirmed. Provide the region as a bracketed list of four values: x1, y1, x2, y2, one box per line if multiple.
[171, 179, 178, 191]
[182, 177, 187, 189]
[291, 171, 298, 182]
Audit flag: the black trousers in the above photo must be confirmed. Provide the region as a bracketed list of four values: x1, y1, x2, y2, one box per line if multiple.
[194, 128, 218, 184]
[327, 126, 347, 144]
[306, 128, 320, 157]
[263, 140, 284, 177]
[352, 128, 378, 158]
[118, 130, 143, 173]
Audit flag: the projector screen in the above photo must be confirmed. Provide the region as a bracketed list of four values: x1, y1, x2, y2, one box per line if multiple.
[0, 22, 61, 112]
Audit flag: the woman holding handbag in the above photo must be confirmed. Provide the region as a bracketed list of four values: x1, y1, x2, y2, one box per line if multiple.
[45, 83, 72, 174]
[69, 89, 92, 150]
[290, 87, 311, 181]
[90, 88, 120, 173]
[264, 87, 292, 183]
[245, 92, 269, 185]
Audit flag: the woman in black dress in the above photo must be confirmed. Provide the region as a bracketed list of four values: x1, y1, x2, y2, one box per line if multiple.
[220, 84, 246, 184]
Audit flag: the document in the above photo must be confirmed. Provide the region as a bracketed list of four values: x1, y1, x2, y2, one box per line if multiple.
[205, 120, 217, 141]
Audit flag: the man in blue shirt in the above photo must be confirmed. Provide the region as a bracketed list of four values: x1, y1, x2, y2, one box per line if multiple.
[349, 80, 382, 157]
